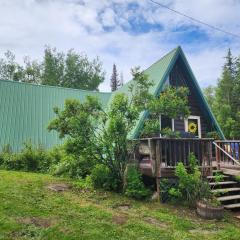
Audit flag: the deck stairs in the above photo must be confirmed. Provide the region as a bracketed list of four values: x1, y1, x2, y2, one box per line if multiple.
[207, 169, 240, 210]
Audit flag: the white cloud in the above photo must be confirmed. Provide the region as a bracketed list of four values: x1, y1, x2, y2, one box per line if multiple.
[0, 0, 239, 92]
[101, 8, 116, 27]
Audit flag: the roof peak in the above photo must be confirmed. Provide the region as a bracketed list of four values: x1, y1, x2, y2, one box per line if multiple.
[143, 46, 181, 73]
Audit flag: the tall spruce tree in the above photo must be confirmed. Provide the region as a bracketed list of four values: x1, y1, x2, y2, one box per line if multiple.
[110, 64, 120, 91]
[213, 49, 240, 139]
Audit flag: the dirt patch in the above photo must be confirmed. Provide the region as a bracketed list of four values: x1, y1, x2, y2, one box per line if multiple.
[17, 217, 57, 228]
[144, 217, 168, 229]
[47, 183, 71, 192]
[112, 215, 128, 225]
[115, 203, 131, 211]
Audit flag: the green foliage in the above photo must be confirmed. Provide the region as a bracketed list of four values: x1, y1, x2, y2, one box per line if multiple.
[73, 175, 93, 190]
[141, 119, 160, 137]
[129, 67, 154, 111]
[203, 85, 216, 110]
[204, 49, 240, 139]
[110, 63, 121, 91]
[0, 143, 61, 173]
[161, 128, 180, 138]
[169, 153, 211, 206]
[0, 46, 105, 90]
[149, 87, 190, 119]
[90, 164, 118, 191]
[234, 175, 240, 182]
[124, 165, 151, 200]
[159, 178, 179, 203]
[61, 49, 104, 90]
[142, 87, 190, 137]
[48, 68, 152, 191]
[41, 46, 64, 86]
[206, 131, 221, 139]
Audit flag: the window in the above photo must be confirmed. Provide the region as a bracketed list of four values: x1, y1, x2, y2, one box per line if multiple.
[160, 115, 174, 132]
[184, 116, 201, 138]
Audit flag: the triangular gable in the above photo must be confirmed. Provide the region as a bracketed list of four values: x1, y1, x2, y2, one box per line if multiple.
[124, 46, 225, 139]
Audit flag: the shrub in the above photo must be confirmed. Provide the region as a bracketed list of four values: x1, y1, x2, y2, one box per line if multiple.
[52, 152, 95, 179]
[73, 175, 93, 190]
[0, 144, 12, 167]
[124, 165, 151, 200]
[20, 143, 42, 171]
[90, 164, 118, 191]
[2, 152, 25, 170]
[0, 143, 54, 172]
[161, 128, 180, 138]
[160, 178, 179, 203]
[169, 153, 211, 206]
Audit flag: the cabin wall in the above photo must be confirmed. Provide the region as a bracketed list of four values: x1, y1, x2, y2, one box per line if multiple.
[169, 57, 214, 137]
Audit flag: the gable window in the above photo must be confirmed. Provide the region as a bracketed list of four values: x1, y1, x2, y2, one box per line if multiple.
[160, 115, 174, 136]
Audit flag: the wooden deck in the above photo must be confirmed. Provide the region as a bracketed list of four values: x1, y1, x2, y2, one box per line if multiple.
[136, 138, 240, 178]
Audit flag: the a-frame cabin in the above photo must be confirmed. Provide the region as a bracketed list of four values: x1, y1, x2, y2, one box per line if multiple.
[119, 46, 224, 140]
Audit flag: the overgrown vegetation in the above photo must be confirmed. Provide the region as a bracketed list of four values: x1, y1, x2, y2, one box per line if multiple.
[124, 165, 151, 200]
[169, 153, 212, 206]
[142, 86, 190, 137]
[0, 143, 55, 172]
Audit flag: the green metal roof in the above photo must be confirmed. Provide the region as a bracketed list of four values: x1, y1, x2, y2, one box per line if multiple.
[0, 80, 111, 150]
[0, 46, 224, 151]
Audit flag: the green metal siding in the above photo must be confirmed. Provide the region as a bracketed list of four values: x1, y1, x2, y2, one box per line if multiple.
[0, 80, 111, 150]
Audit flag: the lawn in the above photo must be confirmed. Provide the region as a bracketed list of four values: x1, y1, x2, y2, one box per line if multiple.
[0, 170, 240, 240]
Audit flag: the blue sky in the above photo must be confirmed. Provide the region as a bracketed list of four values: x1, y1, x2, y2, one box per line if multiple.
[0, 0, 239, 91]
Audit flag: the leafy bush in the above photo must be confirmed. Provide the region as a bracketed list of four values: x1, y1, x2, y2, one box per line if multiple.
[142, 119, 160, 137]
[161, 128, 180, 138]
[160, 178, 179, 203]
[124, 165, 151, 200]
[73, 175, 93, 190]
[169, 153, 211, 206]
[52, 152, 95, 179]
[0, 144, 12, 167]
[90, 164, 118, 191]
[0, 143, 55, 172]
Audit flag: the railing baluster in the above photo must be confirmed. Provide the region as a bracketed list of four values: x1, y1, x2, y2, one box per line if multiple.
[182, 141, 187, 165]
[169, 139, 172, 167]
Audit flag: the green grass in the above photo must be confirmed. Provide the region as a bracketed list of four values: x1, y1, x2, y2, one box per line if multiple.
[1, 170, 240, 240]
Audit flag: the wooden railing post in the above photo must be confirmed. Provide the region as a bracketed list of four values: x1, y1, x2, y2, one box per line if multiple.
[208, 140, 213, 175]
[215, 142, 220, 170]
[155, 139, 161, 201]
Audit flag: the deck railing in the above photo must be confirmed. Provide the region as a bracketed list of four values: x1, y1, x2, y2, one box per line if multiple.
[213, 140, 240, 169]
[137, 137, 214, 177]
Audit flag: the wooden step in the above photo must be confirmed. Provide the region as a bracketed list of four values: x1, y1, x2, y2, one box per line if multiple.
[212, 170, 223, 173]
[211, 187, 240, 194]
[209, 181, 237, 186]
[221, 168, 240, 176]
[218, 194, 240, 201]
[207, 175, 228, 180]
[224, 203, 240, 209]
